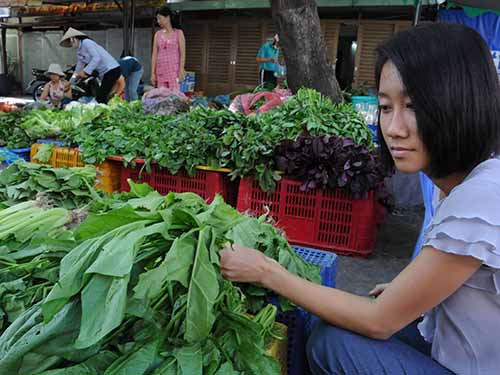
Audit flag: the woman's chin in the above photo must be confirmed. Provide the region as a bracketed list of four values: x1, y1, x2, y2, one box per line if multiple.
[393, 159, 422, 174]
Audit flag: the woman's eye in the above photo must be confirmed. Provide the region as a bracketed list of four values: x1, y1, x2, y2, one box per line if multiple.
[406, 103, 414, 110]
[379, 105, 391, 113]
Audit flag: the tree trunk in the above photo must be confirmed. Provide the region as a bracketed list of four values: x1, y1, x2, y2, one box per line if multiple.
[270, 0, 342, 103]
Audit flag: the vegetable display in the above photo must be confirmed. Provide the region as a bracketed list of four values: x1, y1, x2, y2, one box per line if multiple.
[0, 161, 98, 209]
[275, 135, 386, 196]
[2, 89, 385, 193]
[0, 182, 321, 374]
[0, 87, 387, 374]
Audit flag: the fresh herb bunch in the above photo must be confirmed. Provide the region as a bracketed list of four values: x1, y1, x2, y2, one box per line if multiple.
[0, 112, 30, 149]
[258, 88, 374, 148]
[275, 135, 388, 197]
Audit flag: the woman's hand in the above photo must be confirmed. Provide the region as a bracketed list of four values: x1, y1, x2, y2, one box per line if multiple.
[76, 71, 88, 79]
[369, 283, 390, 298]
[220, 243, 279, 286]
[151, 73, 157, 87]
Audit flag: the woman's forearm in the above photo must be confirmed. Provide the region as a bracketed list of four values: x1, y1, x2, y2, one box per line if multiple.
[151, 54, 156, 76]
[179, 49, 185, 72]
[262, 260, 390, 339]
[180, 56, 185, 72]
[40, 84, 50, 101]
[151, 35, 158, 77]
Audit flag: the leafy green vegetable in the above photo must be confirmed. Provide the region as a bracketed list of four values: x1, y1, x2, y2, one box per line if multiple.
[0, 187, 321, 375]
[0, 199, 80, 333]
[15, 88, 372, 192]
[185, 227, 219, 343]
[0, 161, 98, 209]
[275, 134, 388, 196]
[0, 112, 31, 149]
[32, 143, 54, 163]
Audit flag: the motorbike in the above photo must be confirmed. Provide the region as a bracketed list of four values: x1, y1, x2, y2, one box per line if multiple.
[26, 65, 100, 101]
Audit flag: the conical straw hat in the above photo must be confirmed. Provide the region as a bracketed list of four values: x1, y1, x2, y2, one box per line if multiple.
[59, 27, 87, 47]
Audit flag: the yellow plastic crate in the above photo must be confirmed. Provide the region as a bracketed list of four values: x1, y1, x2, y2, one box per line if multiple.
[30, 143, 83, 167]
[95, 160, 122, 193]
[30, 143, 47, 165]
[267, 321, 288, 375]
[30, 144, 121, 193]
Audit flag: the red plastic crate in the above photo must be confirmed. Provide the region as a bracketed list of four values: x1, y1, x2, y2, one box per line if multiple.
[237, 177, 379, 256]
[118, 160, 237, 204]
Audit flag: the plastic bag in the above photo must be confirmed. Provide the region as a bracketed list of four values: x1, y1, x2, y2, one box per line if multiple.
[229, 92, 282, 115]
[142, 87, 189, 115]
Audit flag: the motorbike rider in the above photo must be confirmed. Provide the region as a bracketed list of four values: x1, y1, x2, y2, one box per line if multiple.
[39, 63, 72, 108]
[59, 28, 121, 104]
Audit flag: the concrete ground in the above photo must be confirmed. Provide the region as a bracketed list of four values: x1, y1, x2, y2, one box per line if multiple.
[336, 206, 424, 296]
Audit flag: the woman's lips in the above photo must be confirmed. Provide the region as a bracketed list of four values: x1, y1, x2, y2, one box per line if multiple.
[390, 147, 414, 158]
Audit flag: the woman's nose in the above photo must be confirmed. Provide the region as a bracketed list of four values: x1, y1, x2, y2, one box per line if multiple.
[384, 109, 409, 139]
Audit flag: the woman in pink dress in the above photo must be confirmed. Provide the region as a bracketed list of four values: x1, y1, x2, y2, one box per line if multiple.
[151, 6, 186, 91]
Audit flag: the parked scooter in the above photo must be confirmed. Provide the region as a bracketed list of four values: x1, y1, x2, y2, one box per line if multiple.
[26, 65, 99, 101]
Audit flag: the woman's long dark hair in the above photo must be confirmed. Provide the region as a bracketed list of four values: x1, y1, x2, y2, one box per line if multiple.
[156, 5, 181, 30]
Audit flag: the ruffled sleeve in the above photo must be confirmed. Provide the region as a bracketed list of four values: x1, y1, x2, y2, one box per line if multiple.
[423, 179, 500, 269]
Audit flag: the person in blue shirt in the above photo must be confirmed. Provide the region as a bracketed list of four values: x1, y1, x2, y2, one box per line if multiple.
[117, 56, 143, 101]
[256, 34, 280, 88]
[59, 28, 121, 104]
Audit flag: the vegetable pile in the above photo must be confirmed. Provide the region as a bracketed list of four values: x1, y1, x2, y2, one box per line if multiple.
[2, 89, 387, 194]
[0, 200, 76, 332]
[0, 179, 321, 375]
[0, 112, 30, 149]
[68, 90, 377, 192]
[275, 135, 386, 196]
[0, 161, 98, 209]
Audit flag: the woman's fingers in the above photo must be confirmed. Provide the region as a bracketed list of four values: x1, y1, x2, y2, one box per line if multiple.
[219, 243, 268, 284]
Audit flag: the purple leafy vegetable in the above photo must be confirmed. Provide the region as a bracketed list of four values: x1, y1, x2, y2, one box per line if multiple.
[274, 134, 392, 198]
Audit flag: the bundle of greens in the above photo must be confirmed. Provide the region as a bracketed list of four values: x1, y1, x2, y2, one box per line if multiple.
[219, 88, 375, 191]
[19, 102, 110, 141]
[71, 104, 237, 175]
[275, 135, 388, 196]
[0, 161, 98, 209]
[19, 109, 72, 139]
[0, 184, 320, 375]
[0, 112, 31, 149]
[0, 200, 76, 332]
[70, 106, 174, 166]
[258, 88, 374, 148]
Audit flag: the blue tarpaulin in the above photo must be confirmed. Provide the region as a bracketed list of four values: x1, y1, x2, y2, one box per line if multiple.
[439, 9, 500, 78]
[412, 173, 435, 258]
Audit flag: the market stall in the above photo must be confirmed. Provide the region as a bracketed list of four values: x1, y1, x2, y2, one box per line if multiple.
[0, 86, 386, 373]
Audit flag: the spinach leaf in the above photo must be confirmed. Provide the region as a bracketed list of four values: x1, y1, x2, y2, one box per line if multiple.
[185, 227, 219, 343]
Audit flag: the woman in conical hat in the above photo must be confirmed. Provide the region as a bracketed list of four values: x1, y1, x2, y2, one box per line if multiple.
[60, 28, 121, 104]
